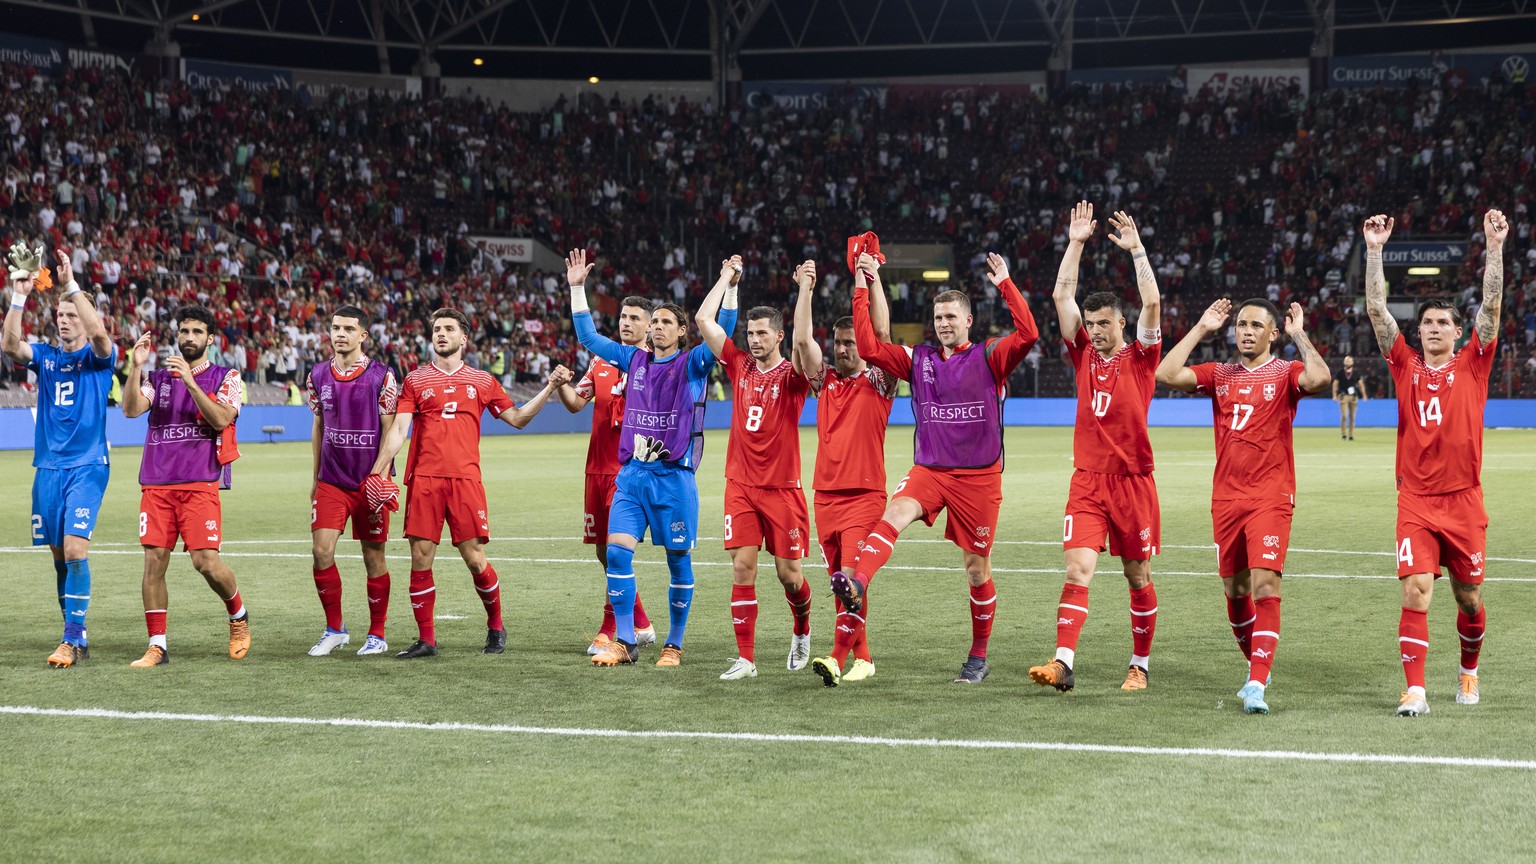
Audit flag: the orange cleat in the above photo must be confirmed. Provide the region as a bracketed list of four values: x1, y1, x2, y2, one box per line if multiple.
[229, 615, 251, 660]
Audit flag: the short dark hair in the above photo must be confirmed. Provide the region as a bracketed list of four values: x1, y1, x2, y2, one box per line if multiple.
[932, 290, 972, 314]
[1237, 298, 1281, 329]
[431, 307, 472, 334]
[1416, 298, 1463, 328]
[1081, 292, 1123, 316]
[746, 305, 783, 331]
[833, 316, 855, 332]
[620, 296, 654, 315]
[332, 304, 371, 329]
[175, 304, 215, 332]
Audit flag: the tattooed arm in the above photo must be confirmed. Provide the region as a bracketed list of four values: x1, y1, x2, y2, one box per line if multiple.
[1283, 303, 1332, 394]
[1474, 208, 1509, 347]
[1360, 214, 1400, 357]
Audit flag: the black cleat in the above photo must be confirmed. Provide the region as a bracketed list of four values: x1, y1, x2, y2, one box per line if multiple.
[830, 571, 865, 615]
[482, 629, 506, 654]
[76, 644, 90, 662]
[395, 640, 439, 659]
[953, 655, 990, 684]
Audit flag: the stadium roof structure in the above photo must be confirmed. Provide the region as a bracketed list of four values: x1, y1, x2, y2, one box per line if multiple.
[6, 0, 1536, 80]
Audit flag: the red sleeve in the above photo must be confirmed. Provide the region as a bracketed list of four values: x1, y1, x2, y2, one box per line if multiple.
[853, 287, 913, 380]
[720, 338, 748, 381]
[379, 369, 399, 415]
[306, 370, 319, 415]
[484, 375, 515, 417]
[1131, 338, 1163, 368]
[1064, 328, 1088, 369]
[573, 362, 598, 401]
[788, 364, 811, 396]
[1288, 360, 1309, 402]
[984, 277, 1039, 380]
[1461, 330, 1497, 380]
[807, 365, 828, 395]
[397, 374, 419, 414]
[1386, 331, 1411, 365]
[1190, 363, 1216, 395]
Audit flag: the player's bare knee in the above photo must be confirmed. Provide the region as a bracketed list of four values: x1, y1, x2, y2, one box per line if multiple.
[1451, 581, 1482, 614]
[731, 559, 757, 585]
[311, 544, 335, 569]
[190, 550, 221, 579]
[773, 558, 803, 587]
[963, 557, 991, 586]
[1121, 559, 1151, 589]
[62, 535, 90, 561]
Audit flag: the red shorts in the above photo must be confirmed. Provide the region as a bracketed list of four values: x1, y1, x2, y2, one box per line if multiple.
[404, 476, 490, 545]
[139, 485, 223, 551]
[892, 465, 1003, 555]
[723, 480, 810, 559]
[814, 489, 888, 575]
[1063, 469, 1161, 558]
[1396, 487, 1487, 583]
[1211, 498, 1294, 578]
[583, 473, 617, 545]
[312, 480, 390, 543]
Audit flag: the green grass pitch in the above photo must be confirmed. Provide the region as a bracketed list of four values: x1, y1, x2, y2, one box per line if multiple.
[2, 425, 1535, 862]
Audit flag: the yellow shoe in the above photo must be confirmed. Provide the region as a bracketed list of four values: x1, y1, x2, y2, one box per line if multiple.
[47, 642, 79, 668]
[130, 645, 169, 668]
[1456, 672, 1480, 705]
[592, 639, 637, 666]
[586, 633, 612, 656]
[229, 615, 251, 660]
[1121, 665, 1149, 691]
[810, 656, 841, 687]
[655, 645, 683, 667]
[842, 658, 876, 682]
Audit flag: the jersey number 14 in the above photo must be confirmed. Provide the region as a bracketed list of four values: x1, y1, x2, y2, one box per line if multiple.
[1416, 397, 1442, 427]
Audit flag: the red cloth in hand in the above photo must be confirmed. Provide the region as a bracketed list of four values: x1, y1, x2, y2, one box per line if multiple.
[363, 473, 400, 513]
[846, 232, 886, 275]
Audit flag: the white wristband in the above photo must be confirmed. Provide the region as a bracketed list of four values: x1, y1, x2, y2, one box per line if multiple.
[723, 285, 739, 310]
[1138, 326, 1161, 345]
[570, 284, 589, 314]
[63, 282, 82, 298]
[9, 296, 25, 311]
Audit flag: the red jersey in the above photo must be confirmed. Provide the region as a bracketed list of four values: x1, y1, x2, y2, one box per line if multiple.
[1066, 330, 1159, 475]
[721, 340, 810, 488]
[574, 357, 625, 476]
[1191, 357, 1308, 502]
[1387, 331, 1494, 495]
[810, 363, 898, 493]
[397, 363, 514, 483]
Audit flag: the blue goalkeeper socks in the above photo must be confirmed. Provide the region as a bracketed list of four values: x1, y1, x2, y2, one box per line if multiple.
[62, 558, 90, 646]
[605, 543, 637, 644]
[665, 550, 695, 648]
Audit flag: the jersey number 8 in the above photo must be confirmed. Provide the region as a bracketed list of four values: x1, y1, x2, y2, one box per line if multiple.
[744, 405, 764, 432]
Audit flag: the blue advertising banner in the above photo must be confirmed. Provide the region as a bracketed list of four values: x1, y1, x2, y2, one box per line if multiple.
[1329, 50, 1534, 89]
[0, 33, 65, 76]
[1375, 241, 1468, 267]
[183, 58, 293, 92]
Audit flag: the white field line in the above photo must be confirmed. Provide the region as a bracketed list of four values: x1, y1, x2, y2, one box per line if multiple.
[1, 547, 1533, 583]
[2, 705, 1533, 772]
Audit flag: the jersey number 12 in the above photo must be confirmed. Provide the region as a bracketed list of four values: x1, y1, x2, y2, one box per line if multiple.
[55, 381, 75, 406]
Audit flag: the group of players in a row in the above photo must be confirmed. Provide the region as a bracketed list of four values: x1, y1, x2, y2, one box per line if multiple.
[7, 203, 1507, 716]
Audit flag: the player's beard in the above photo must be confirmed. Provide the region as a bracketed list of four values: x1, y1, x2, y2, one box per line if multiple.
[434, 342, 462, 359]
[180, 342, 208, 363]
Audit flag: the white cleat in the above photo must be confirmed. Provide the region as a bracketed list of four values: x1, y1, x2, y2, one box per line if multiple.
[787, 634, 812, 671]
[356, 634, 389, 656]
[635, 626, 657, 647]
[1455, 673, 1480, 705]
[719, 657, 758, 681]
[1396, 688, 1430, 717]
[308, 629, 350, 656]
[842, 658, 876, 682]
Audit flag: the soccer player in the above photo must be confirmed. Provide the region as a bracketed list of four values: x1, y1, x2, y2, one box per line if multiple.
[556, 296, 657, 655]
[1155, 297, 1331, 713]
[1029, 204, 1164, 694]
[832, 252, 1039, 684]
[1363, 209, 1507, 717]
[369, 307, 569, 659]
[698, 261, 814, 681]
[4, 245, 114, 668]
[568, 248, 738, 668]
[1332, 355, 1369, 441]
[306, 305, 399, 657]
[799, 251, 898, 687]
[121, 306, 251, 667]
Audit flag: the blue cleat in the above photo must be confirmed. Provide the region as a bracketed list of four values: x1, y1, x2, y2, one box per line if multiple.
[1238, 682, 1269, 714]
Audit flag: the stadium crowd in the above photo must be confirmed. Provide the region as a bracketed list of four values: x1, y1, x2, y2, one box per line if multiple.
[3, 60, 1535, 401]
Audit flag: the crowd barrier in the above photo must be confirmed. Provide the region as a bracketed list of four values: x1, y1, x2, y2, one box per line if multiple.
[3, 398, 1534, 451]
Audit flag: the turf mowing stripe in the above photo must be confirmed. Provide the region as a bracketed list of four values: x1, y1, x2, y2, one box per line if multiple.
[1, 547, 1532, 582]
[4, 705, 1533, 771]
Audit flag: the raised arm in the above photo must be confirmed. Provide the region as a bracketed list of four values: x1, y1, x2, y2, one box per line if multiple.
[566, 248, 635, 368]
[852, 283, 913, 379]
[120, 333, 154, 418]
[862, 253, 892, 342]
[1283, 303, 1332, 393]
[1107, 210, 1161, 339]
[55, 249, 112, 359]
[1157, 298, 1230, 393]
[982, 252, 1040, 377]
[503, 364, 572, 428]
[695, 255, 741, 359]
[790, 259, 822, 377]
[1361, 214, 1400, 356]
[2, 272, 34, 365]
[1474, 208, 1509, 346]
[1054, 201, 1094, 343]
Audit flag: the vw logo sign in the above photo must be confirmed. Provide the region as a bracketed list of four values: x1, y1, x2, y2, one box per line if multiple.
[1502, 55, 1529, 83]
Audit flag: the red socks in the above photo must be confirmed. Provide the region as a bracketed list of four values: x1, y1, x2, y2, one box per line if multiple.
[222, 588, 245, 620]
[600, 596, 649, 638]
[635, 596, 652, 631]
[313, 564, 343, 631]
[1246, 596, 1281, 684]
[785, 579, 813, 637]
[1130, 583, 1158, 660]
[1399, 607, 1429, 689]
[365, 573, 390, 639]
[852, 520, 900, 589]
[409, 569, 436, 645]
[1457, 605, 1485, 673]
[731, 584, 758, 662]
[1055, 583, 1089, 655]
[830, 595, 872, 666]
[145, 609, 167, 638]
[1226, 594, 1256, 660]
[472, 565, 504, 632]
[968, 579, 997, 659]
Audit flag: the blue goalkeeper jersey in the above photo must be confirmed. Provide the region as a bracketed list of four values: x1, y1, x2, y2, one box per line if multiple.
[29, 341, 117, 469]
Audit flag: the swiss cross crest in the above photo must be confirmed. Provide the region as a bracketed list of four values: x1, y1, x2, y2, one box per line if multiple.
[421, 387, 434, 400]
[1263, 382, 1276, 401]
[976, 526, 992, 538]
[466, 384, 477, 399]
[771, 383, 780, 399]
[788, 527, 801, 542]
[1447, 372, 1455, 386]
